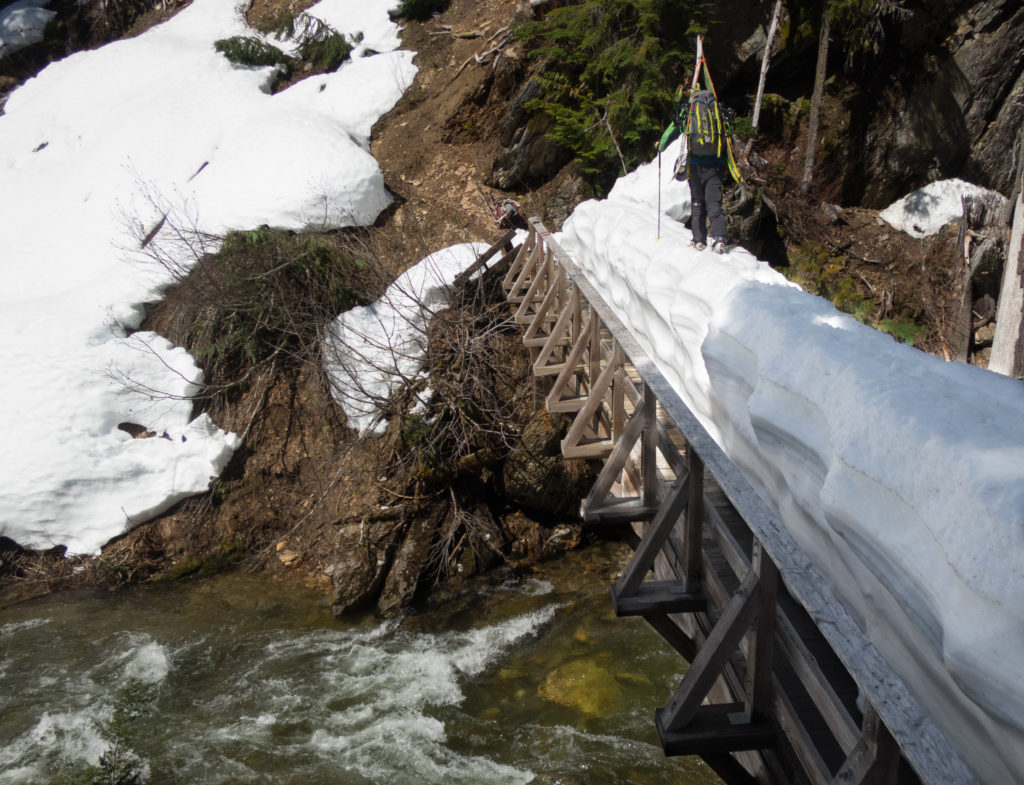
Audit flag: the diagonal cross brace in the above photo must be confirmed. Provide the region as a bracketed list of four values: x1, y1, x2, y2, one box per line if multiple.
[613, 479, 691, 597]
[661, 567, 761, 733]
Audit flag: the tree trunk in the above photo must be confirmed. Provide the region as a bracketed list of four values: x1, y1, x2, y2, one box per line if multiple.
[801, 11, 830, 195]
[750, 0, 783, 135]
[990, 132, 1024, 377]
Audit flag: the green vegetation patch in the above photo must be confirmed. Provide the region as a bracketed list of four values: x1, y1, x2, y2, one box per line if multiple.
[213, 36, 289, 68]
[516, 0, 710, 192]
[215, 13, 358, 75]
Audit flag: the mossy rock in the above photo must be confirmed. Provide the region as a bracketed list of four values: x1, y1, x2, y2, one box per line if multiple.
[537, 659, 624, 717]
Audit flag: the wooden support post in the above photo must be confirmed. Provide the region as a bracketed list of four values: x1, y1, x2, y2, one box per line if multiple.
[683, 446, 704, 592]
[612, 353, 625, 441]
[641, 383, 659, 509]
[744, 541, 779, 723]
[830, 706, 900, 785]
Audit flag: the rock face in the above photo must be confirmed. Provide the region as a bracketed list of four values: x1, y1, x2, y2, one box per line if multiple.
[857, 0, 1024, 204]
[491, 78, 572, 190]
[706, 0, 1022, 204]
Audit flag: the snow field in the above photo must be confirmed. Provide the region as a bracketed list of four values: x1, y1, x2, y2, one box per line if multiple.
[0, 0, 415, 553]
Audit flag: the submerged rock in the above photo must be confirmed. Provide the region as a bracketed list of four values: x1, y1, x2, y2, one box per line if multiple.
[538, 658, 625, 717]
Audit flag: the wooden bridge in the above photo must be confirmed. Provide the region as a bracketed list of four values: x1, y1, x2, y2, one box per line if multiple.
[481, 219, 982, 785]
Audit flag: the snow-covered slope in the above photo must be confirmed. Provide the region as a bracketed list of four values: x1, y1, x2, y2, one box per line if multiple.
[557, 157, 1024, 785]
[0, 0, 414, 554]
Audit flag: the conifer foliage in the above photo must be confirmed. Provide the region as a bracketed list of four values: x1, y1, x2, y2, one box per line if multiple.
[517, 0, 709, 191]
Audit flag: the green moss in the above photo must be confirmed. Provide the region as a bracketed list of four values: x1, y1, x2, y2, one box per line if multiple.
[877, 316, 927, 346]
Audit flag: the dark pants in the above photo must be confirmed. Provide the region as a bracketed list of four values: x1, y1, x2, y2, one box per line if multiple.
[688, 162, 726, 245]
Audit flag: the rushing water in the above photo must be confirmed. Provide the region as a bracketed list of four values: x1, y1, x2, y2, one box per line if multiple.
[0, 544, 721, 785]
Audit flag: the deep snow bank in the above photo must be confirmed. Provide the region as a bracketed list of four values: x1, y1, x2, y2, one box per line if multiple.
[325, 243, 490, 435]
[0, 0, 415, 553]
[558, 197, 1024, 785]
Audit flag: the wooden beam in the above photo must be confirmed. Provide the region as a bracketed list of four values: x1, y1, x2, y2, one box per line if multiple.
[502, 227, 533, 292]
[454, 228, 518, 287]
[683, 447, 704, 592]
[657, 703, 774, 756]
[545, 316, 593, 413]
[522, 264, 563, 342]
[582, 389, 649, 519]
[745, 542, 779, 722]
[610, 580, 704, 616]
[505, 237, 538, 301]
[614, 480, 690, 597]
[661, 568, 761, 733]
[533, 287, 578, 377]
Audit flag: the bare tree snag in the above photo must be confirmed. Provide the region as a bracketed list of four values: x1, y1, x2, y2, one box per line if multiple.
[990, 131, 1024, 377]
[801, 11, 830, 195]
[746, 0, 783, 158]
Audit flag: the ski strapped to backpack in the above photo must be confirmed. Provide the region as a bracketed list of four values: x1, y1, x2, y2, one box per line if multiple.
[676, 35, 743, 184]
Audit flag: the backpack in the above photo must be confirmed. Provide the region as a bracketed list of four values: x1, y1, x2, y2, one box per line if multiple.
[687, 89, 724, 158]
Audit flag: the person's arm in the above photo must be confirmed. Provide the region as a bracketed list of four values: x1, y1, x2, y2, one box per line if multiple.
[658, 119, 681, 152]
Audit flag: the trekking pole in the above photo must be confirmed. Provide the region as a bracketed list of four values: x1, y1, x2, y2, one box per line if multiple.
[657, 151, 662, 240]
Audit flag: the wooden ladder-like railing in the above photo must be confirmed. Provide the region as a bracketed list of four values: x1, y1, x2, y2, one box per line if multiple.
[498, 219, 980, 785]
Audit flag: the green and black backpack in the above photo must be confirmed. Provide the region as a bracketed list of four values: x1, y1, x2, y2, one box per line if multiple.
[687, 89, 725, 158]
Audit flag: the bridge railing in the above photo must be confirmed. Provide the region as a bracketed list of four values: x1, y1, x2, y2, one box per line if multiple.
[497, 219, 979, 785]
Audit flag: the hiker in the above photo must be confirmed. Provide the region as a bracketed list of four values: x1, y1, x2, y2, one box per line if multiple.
[658, 88, 736, 254]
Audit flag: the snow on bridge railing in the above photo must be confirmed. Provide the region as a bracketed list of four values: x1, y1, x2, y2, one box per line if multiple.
[507, 216, 986, 785]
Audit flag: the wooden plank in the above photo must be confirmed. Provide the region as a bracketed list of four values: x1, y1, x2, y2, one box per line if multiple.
[773, 677, 833, 785]
[775, 609, 860, 755]
[610, 580, 704, 616]
[656, 703, 774, 756]
[584, 499, 659, 524]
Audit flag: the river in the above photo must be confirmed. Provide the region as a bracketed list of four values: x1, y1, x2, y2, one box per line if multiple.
[0, 543, 721, 784]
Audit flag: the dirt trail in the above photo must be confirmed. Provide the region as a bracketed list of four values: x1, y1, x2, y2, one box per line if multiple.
[369, 0, 531, 258]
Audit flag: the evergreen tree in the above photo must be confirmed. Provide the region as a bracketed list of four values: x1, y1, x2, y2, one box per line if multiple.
[517, 0, 710, 191]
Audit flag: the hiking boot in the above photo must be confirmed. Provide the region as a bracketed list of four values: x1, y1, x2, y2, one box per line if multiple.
[711, 238, 728, 254]
[688, 240, 706, 251]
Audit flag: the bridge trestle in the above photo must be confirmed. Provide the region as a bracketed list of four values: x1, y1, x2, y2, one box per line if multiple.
[497, 220, 980, 785]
